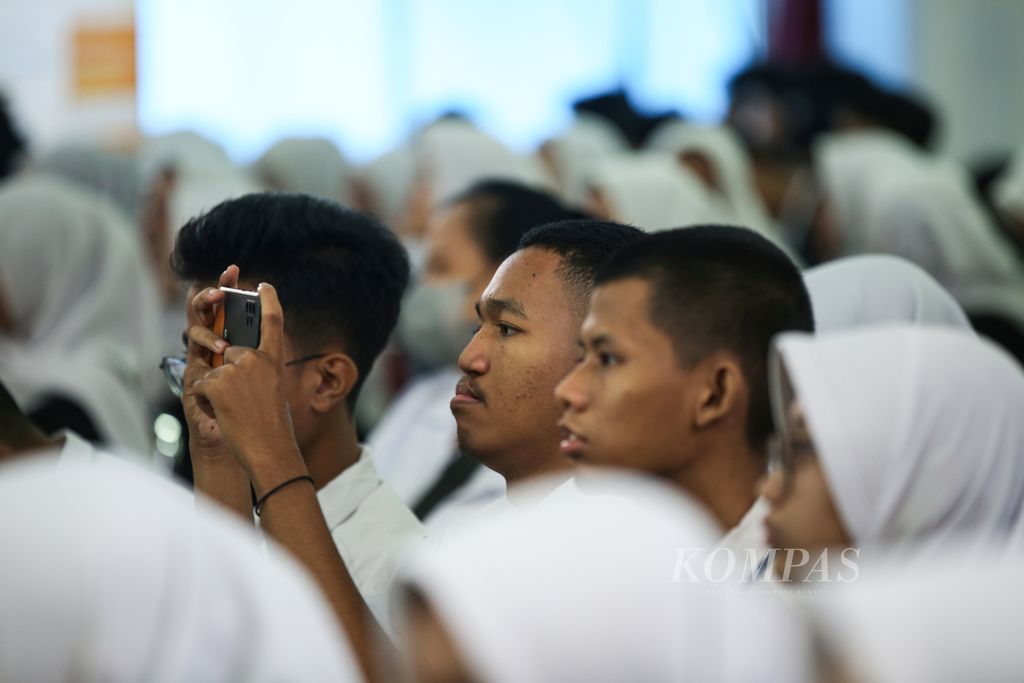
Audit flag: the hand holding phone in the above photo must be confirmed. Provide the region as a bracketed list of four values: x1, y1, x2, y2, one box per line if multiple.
[212, 286, 262, 367]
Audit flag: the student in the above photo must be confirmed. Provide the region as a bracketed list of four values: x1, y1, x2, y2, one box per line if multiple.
[804, 254, 972, 332]
[0, 173, 159, 454]
[761, 325, 1024, 579]
[813, 129, 1021, 286]
[555, 225, 814, 561]
[450, 220, 643, 488]
[396, 471, 813, 683]
[0, 456, 361, 682]
[0, 379, 125, 465]
[374, 181, 585, 526]
[809, 551, 1024, 683]
[185, 217, 642, 679]
[646, 121, 778, 238]
[585, 153, 719, 230]
[251, 137, 355, 205]
[172, 193, 423, 656]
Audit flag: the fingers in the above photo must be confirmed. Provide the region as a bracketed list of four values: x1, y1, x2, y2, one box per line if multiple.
[256, 283, 285, 365]
[223, 345, 256, 366]
[192, 286, 224, 328]
[190, 265, 240, 327]
[189, 324, 228, 358]
[219, 264, 240, 289]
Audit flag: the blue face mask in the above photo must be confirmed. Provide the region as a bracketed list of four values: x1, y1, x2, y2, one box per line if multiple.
[396, 279, 476, 372]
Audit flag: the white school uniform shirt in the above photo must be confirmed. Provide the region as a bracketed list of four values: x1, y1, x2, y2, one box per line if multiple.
[719, 497, 772, 579]
[316, 445, 427, 633]
[369, 367, 506, 530]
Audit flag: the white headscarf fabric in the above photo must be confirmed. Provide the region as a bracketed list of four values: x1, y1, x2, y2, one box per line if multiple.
[588, 153, 723, 231]
[414, 119, 535, 207]
[541, 113, 628, 208]
[139, 132, 260, 249]
[805, 254, 972, 332]
[809, 550, 1024, 683]
[815, 131, 1021, 289]
[994, 144, 1024, 217]
[34, 145, 141, 220]
[646, 121, 777, 235]
[0, 455, 362, 683]
[0, 174, 159, 455]
[360, 144, 417, 232]
[252, 137, 354, 205]
[399, 472, 813, 683]
[772, 326, 1024, 560]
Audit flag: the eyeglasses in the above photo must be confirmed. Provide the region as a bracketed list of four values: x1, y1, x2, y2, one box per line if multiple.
[766, 432, 817, 497]
[160, 353, 328, 399]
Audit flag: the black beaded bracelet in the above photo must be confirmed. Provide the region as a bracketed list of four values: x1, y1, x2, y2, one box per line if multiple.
[254, 475, 314, 517]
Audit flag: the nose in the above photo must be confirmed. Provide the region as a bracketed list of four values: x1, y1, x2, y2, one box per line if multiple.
[758, 468, 785, 506]
[457, 328, 489, 377]
[554, 362, 588, 411]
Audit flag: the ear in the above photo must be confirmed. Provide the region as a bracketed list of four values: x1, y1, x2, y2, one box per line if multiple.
[692, 354, 746, 430]
[308, 352, 360, 415]
[677, 151, 720, 192]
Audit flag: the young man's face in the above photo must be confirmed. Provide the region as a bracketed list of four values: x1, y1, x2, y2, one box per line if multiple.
[555, 277, 698, 475]
[451, 247, 582, 482]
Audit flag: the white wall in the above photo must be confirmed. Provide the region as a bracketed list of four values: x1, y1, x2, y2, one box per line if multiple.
[0, 0, 136, 153]
[910, 0, 1024, 160]
[826, 0, 1024, 161]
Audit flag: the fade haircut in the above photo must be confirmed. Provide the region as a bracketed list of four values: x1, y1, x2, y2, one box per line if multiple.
[595, 225, 814, 449]
[517, 219, 644, 314]
[171, 192, 409, 409]
[448, 180, 589, 266]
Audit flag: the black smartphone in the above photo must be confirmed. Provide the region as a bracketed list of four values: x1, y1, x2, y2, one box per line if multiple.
[212, 287, 261, 366]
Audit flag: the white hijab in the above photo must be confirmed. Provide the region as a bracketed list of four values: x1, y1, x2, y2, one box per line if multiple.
[399, 472, 813, 683]
[646, 121, 777, 236]
[772, 325, 1024, 561]
[805, 254, 972, 332]
[808, 549, 1024, 683]
[0, 174, 159, 455]
[414, 119, 535, 207]
[541, 113, 628, 208]
[251, 137, 354, 205]
[994, 144, 1024, 218]
[0, 455, 362, 682]
[815, 130, 1021, 289]
[588, 152, 724, 231]
[34, 145, 141, 220]
[360, 144, 416, 231]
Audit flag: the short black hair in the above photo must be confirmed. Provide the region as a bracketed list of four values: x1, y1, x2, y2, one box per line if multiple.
[448, 180, 588, 265]
[517, 219, 645, 313]
[595, 225, 814, 450]
[171, 192, 409, 409]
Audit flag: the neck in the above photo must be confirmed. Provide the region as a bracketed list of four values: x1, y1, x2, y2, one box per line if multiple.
[498, 444, 575, 489]
[669, 434, 764, 531]
[301, 408, 362, 491]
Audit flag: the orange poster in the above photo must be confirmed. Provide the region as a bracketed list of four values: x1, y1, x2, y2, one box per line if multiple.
[73, 21, 136, 98]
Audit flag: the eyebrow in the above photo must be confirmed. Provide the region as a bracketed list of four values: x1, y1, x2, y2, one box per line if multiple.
[587, 333, 614, 349]
[477, 296, 528, 319]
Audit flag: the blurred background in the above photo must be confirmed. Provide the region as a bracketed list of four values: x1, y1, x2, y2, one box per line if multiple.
[2, 0, 1023, 163]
